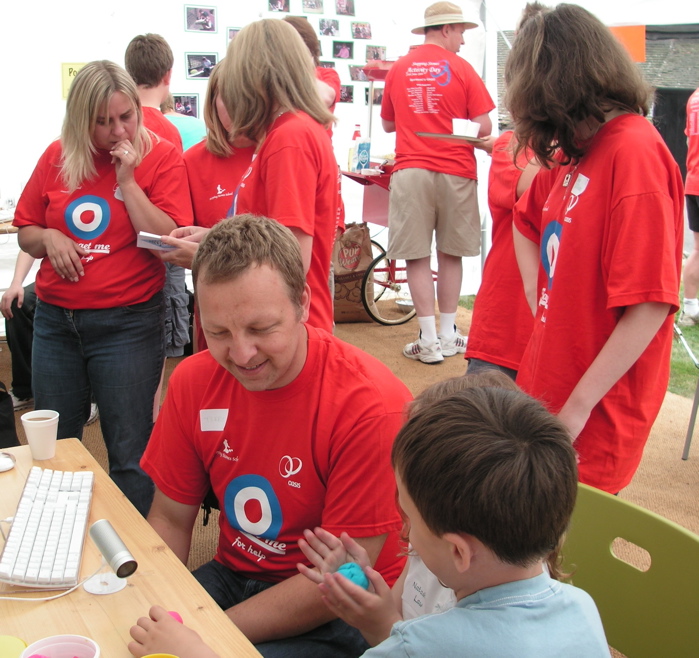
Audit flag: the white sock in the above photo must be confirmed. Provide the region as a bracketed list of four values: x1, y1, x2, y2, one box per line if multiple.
[439, 312, 457, 338]
[684, 298, 698, 310]
[417, 316, 438, 344]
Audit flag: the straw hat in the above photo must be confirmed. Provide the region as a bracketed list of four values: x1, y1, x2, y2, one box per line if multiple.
[411, 2, 477, 35]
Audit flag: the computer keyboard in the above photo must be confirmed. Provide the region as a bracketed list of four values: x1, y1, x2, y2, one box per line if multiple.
[0, 466, 94, 588]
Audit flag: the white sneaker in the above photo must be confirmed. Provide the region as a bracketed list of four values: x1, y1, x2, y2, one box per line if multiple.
[439, 327, 468, 357]
[403, 334, 444, 364]
[679, 309, 699, 327]
[86, 403, 99, 426]
[10, 391, 33, 411]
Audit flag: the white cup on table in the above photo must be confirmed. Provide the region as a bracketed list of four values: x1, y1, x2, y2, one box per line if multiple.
[20, 633, 99, 658]
[21, 410, 59, 460]
[452, 118, 480, 138]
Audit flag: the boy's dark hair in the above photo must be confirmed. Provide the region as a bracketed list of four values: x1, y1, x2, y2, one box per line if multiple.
[125, 33, 174, 88]
[409, 371, 520, 418]
[392, 387, 577, 567]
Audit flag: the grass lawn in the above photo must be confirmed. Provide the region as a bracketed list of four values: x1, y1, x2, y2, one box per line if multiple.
[459, 296, 699, 399]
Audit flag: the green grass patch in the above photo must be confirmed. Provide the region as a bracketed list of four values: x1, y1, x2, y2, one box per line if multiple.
[671, 315, 699, 398]
[458, 295, 475, 311]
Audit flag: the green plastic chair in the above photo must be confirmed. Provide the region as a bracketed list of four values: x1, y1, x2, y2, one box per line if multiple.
[562, 483, 699, 657]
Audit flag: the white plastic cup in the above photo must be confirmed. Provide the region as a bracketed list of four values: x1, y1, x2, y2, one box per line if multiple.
[20, 634, 99, 658]
[452, 118, 479, 138]
[21, 410, 59, 460]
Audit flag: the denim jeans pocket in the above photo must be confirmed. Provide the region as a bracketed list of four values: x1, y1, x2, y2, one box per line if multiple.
[122, 291, 164, 315]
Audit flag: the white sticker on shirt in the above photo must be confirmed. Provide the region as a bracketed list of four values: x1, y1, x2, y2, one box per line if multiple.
[200, 408, 229, 431]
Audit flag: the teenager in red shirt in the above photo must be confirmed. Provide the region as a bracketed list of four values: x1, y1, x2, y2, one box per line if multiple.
[508, 4, 683, 494]
[161, 20, 338, 333]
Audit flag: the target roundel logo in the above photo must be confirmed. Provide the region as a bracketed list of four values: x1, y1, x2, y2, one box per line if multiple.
[64, 195, 111, 240]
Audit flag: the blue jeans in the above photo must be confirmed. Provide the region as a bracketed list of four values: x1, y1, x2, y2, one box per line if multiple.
[194, 560, 371, 657]
[466, 357, 518, 381]
[32, 293, 165, 516]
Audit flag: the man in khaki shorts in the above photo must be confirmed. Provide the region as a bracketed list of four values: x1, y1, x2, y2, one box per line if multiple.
[381, 1, 494, 363]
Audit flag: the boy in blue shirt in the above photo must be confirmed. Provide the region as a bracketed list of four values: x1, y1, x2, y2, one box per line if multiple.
[301, 387, 610, 657]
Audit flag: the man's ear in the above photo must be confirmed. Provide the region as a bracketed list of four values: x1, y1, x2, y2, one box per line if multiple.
[299, 283, 311, 323]
[163, 69, 173, 86]
[443, 532, 477, 573]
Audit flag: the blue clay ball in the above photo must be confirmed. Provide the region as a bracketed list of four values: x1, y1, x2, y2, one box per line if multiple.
[337, 562, 370, 589]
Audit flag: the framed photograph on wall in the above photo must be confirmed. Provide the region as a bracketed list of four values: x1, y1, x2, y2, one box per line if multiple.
[227, 27, 241, 43]
[269, 0, 290, 11]
[303, 0, 324, 12]
[172, 93, 201, 118]
[336, 0, 355, 16]
[185, 5, 217, 32]
[366, 45, 387, 60]
[364, 87, 384, 105]
[319, 61, 336, 69]
[339, 85, 354, 103]
[333, 41, 353, 59]
[186, 52, 218, 79]
[349, 65, 368, 81]
[319, 19, 339, 36]
[351, 22, 371, 39]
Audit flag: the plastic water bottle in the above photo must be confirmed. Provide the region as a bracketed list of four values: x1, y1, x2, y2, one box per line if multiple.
[348, 124, 362, 171]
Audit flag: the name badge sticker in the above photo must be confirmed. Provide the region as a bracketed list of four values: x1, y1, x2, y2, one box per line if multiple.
[200, 409, 229, 431]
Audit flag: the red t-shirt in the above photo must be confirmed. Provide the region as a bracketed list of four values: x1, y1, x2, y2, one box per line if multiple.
[184, 141, 256, 228]
[381, 43, 494, 180]
[513, 114, 683, 493]
[141, 325, 411, 584]
[13, 139, 193, 308]
[466, 131, 534, 371]
[685, 88, 699, 195]
[142, 106, 184, 152]
[234, 112, 338, 333]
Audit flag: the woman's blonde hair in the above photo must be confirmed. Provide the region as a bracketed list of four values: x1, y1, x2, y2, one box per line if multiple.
[220, 19, 334, 142]
[61, 60, 151, 192]
[203, 61, 232, 158]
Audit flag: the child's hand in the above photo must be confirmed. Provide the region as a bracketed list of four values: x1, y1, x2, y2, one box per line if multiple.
[297, 528, 371, 584]
[128, 605, 219, 658]
[319, 566, 402, 646]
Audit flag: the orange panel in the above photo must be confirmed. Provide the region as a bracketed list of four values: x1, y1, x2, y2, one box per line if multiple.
[609, 25, 646, 63]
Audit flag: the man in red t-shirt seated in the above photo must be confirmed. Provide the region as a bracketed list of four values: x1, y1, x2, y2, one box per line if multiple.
[381, 1, 494, 364]
[140, 215, 411, 657]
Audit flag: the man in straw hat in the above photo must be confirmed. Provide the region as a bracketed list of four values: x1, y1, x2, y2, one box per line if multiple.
[381, 2, 494, 364]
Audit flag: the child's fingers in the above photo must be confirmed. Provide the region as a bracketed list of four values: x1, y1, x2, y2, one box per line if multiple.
[298, 536, 325, 570]
[297, 561, 324, 584]
[301, 527, 339, 560]
[149, 605, 169, 621]
[365, 566, 391, 596]
[340, 532, 371, 568]
[324, 571, 375, 612]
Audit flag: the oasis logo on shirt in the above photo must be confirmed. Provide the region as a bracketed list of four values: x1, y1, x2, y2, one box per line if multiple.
[64, 195, 110, 240]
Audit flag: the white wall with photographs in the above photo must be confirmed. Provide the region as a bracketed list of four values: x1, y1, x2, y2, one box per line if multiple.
[3, 0, 682, 292]
[0, 0, 492, 292]
[0, 0, 485, 195]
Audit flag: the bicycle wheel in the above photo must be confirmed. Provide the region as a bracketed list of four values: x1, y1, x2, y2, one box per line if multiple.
[370, 239, 386, 259]
[361, 254, 417, 325]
